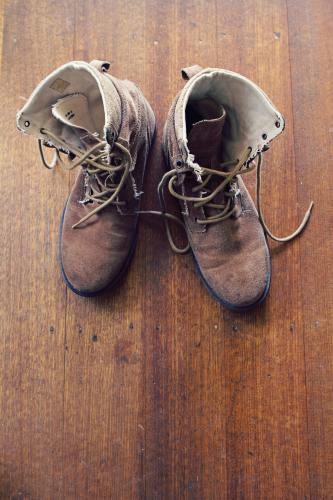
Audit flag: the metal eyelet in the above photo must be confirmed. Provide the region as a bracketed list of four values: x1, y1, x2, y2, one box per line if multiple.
[101, 62, 110, 72]
[24, 120, 30, 127]
[106, 128, 116, 145]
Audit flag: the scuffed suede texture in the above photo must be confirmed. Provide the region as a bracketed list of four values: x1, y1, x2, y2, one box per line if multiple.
[60, 69, 155, 294]
[188, 177, 270, 308]
[60, 175, 138, 294]
[162, 69, 271, 309]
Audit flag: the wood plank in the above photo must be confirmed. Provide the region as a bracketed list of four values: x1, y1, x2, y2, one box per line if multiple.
[0, 1, 4, 70]
[216, 0, 311, 497]
[62, 0, 148, 498]
[0, 0, 75, 498]
[287, 0, 333, 497]
[142, 1, 231, 497]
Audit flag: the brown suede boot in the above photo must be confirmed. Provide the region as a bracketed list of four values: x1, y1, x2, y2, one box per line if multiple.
[17, 60, 155, 296]
[160, 66, 313, 311]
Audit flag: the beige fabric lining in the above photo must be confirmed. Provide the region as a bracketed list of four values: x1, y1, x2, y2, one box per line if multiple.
[16, 61, 121, 151]
[175, 68, 285, 172]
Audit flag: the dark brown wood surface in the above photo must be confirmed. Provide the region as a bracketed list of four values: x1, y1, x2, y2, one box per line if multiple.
[0, 0, 332, 498]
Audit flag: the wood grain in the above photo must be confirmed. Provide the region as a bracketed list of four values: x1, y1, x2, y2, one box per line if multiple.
[287, 0, 333, 497]
[0, 0, 332, 498]
[0, 1, 74, 498]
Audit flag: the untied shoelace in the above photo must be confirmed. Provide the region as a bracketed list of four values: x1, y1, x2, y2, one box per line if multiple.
[38, 131, 314, 252]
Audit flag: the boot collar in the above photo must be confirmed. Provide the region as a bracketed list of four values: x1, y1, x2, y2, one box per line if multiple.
[174, 67, 285, 174]
[16, 60, 121, 149]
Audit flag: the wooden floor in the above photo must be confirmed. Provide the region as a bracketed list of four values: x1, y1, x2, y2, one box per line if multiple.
[1, 0, 332, 498]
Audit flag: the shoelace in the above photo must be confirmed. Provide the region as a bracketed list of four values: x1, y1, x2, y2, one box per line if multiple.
[38, 134, 313, 253]
[38, 128, 131, 228]
[140, 147, 314, 253]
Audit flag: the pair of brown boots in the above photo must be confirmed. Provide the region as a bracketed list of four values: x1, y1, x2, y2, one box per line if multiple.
[17, 60, 313, 311]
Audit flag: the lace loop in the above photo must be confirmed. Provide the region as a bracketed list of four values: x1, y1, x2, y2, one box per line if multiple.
[38, 140, 58, 169]
[256, 152, 314, 242]
[144, 148, 313, 253]
[38, 131, 314, 250]
[38, 128, 131, 228]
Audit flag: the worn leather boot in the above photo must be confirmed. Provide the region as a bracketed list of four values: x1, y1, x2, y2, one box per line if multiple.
[17, 60, 155, 296]
[161, 65, 313, 311]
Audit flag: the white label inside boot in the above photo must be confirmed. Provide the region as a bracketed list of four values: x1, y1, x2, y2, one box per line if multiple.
[49, 78, 71, 93]
[52, 94, 94, 133]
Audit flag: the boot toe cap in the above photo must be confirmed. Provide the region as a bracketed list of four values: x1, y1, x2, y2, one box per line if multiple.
[60, 217, 137, 297]
[60, 253, 126, 297]
[194, 245, 271, 311]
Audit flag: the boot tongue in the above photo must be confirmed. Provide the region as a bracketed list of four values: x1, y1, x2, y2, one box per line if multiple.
[187, 104, 226, 166]
[187, 104, 237, 218]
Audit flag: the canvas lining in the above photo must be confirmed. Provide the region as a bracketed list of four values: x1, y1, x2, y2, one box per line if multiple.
[175, 68, 285, 172]
[16, 61, 121, 151]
